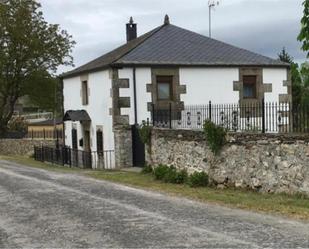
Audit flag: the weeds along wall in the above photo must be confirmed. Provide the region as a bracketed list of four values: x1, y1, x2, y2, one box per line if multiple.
[146, 128, 309, 195]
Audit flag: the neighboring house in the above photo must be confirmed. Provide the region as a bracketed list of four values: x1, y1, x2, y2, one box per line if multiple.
[27, 118, 63, 140]
[61, 15, 290, 169]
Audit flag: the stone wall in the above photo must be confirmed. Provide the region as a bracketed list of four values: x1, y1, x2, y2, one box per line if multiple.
[147, 129, 309, 195]
[0, 139, 55, 156]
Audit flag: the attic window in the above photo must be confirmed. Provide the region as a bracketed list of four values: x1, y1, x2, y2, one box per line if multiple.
[157, 76, 173, 100]
[243, 75, 257, 99]
[82, 81, 89, 105]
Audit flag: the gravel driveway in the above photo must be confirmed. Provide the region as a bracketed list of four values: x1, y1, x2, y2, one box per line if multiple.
[0, 159, 308, 248]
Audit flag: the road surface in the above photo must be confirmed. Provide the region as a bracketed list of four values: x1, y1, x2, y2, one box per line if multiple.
[0, 160, 308, 248]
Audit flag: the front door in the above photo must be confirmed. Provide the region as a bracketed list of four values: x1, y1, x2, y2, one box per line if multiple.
[132, 125, 145, 167]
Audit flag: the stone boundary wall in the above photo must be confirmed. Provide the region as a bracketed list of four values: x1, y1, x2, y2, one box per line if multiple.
[147, 129, 309, 195]
[0, 139, 55, 156]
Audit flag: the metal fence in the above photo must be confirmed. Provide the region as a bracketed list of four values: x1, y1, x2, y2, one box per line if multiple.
[34, 146, 115, 169]
[152, 101, 309, 133]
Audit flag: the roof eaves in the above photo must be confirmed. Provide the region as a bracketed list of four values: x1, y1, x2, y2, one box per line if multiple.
[112, 61, 290, 68]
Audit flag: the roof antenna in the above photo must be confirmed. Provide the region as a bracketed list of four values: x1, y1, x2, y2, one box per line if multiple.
[164, 14, 170, 25]
[208, 0, 220, 38]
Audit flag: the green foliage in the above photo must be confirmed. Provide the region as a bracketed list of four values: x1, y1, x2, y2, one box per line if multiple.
[141, 164, 153, 174]
[298, 0, 309, 57]
[138, 121, 152, 145]
[24, 70, 63, 113]
[162, 166, 188, 184]
[153, 164, 170, 180]
[152, 164, 208, 187]
[278, 47, 293, 63]
[0, 0, 75, 134]
[277, 48, 308, 107]
[203, 120, 226, 155]
[187, 172, 209, 188]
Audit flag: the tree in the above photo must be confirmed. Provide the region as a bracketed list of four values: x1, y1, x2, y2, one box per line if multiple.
[24, 70, 63, 115]
[278, 47, 293, 63]
[298, 0, 309, 57]
[278, 48, 302, 106]
[0, 0, 75, 135]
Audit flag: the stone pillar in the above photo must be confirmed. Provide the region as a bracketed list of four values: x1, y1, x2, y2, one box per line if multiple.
[114, 126, 133, 168]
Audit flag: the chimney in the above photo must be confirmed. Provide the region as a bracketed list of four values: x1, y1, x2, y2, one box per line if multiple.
[126, 17, 137, 42]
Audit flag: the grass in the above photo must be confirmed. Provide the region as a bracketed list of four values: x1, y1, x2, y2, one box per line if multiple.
[1, 155, 309, 220]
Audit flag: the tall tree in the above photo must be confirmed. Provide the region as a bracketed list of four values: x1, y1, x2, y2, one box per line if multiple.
[298, 0, 309, 57]
[0, 0, 75, 134]
[278, 48, 302, 106]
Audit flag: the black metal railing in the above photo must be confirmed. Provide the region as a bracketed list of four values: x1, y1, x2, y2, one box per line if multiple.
[152, 101, 309, 133]
[34, 146, 115, 169]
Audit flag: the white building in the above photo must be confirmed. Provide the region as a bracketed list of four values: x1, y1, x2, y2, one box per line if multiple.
[61, 15, 291, 169]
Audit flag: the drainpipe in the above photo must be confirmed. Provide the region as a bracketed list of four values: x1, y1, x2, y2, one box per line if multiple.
[133, 67, 138, 125]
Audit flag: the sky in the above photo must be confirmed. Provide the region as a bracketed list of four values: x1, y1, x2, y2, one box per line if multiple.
[38, 0, 307, 73]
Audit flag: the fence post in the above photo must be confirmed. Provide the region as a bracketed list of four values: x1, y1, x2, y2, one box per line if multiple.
[43, 129, 45, 140]
[31, 130, 34, 140]
[262, 98, 265, 133]
[209, 101, 212, 121]
[169, 102, 172, 129]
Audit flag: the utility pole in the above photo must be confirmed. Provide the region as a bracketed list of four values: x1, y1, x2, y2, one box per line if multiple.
[208, 0, 220, 38]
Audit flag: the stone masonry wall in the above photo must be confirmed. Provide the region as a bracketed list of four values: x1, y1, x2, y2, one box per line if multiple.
[147, 129, 309, 195]
[0, 139, 55, 156]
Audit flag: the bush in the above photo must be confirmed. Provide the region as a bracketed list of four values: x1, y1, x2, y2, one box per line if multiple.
[203, 120, 226, 155]
[138, 121, 152, 145]
[163, 167, 188, 184]
[153, 164, 170, 180]
[141, 164, 153, 174]
[187, 171, 209, 188]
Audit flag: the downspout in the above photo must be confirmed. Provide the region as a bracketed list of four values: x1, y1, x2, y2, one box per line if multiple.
[60, 77, 65, 148]
[133, 67, 138, 125]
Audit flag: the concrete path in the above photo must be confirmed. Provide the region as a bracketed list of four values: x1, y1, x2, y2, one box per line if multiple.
[0, 160, 308, 248]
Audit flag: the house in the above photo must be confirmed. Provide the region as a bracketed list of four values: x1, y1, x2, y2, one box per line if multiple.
[27, 118, 63, 140]
[61, 15, 290, 169]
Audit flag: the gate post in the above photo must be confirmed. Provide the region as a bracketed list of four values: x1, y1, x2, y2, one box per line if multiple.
[209, 101, 212, 121]
[169, 102, 172, 129]
[262, 98, 265, 133]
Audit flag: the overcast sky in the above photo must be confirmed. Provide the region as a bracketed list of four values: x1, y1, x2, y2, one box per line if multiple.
[39, 0, 307, 73]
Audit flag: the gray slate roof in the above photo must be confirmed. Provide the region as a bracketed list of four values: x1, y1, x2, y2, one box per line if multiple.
[63, 110, 91, 122]
[62, 23, 289, 79]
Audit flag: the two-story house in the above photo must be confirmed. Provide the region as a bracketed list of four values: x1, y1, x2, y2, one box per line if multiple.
[61, 15, 290, 169]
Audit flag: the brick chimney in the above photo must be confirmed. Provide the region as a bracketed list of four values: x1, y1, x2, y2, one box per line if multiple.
[126, 17, 137, 42]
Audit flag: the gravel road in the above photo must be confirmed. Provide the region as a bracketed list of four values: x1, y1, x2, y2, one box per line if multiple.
[0, 159, 308, 248]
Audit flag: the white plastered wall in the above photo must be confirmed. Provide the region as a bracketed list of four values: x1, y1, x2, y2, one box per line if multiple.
[118, 67, 152, 125]
[263, 68, 288, 102]
[180, 68, 239, 104]
[63, 70, 115, 168]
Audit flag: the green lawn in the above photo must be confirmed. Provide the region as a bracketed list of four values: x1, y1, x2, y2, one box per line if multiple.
[2, 156, 309, 220]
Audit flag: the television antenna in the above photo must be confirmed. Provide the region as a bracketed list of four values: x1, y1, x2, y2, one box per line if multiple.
[208, 0, 220, 38]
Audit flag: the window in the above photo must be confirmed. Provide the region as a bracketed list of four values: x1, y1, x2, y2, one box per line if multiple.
[71, 128, 78, 150]
[157, 76, 173, 100]
[243, 75, 257, 99]
[82, 81, 89, 105]
[96, 129, 103, 154]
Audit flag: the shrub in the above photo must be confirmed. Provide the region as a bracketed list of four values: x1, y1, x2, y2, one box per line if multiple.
[153, 164, 170, 180]
[141, 164, 153, 174]
[203, 120, 226, 155]
[187, 171, 209, 188]
[163, 167, 188, 184]
[138, 121, 152, 145]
